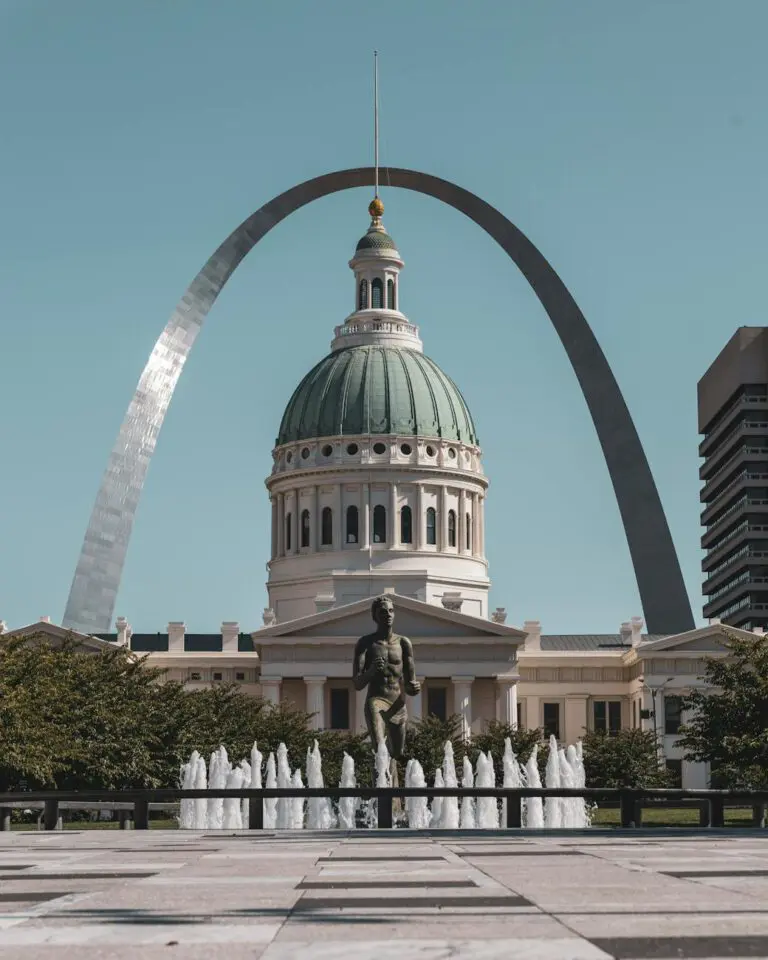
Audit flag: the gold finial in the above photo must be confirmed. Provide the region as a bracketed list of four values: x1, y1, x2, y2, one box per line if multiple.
[369, 197, 384, 219]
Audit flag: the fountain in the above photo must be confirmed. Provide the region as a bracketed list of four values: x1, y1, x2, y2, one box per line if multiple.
[177, 735, 592, 830]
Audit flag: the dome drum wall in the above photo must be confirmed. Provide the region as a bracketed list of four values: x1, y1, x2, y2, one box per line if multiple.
[270, 435, 483, 477]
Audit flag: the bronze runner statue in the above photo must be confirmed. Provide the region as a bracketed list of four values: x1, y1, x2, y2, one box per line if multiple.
[353, 595, 421, 783]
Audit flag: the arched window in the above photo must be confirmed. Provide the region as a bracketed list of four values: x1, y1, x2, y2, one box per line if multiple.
[426, 507, 437, 545]
[387, 278, 396, 309]
[371, 277, 383, 309]
[358, 279, 368, 310]
[400, 505, 413, 544]
[448, 509, 457, 547]
[286, 513, 292, 551]
[301, 509, 310, 548]
[466, 513, 472, 551]
[373, 504, 387, 543]
[321, 506, 333, 546]
[346, 505, 359, 544]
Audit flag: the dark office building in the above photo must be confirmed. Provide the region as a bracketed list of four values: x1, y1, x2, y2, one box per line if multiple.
[699, 327, 768, 629]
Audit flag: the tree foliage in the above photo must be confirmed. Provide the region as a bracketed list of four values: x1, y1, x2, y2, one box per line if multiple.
[677, 631, 768, 789]
[580, 730, 669, 788]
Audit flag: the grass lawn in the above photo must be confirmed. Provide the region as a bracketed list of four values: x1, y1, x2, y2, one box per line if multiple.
[590, 805, 757, 827]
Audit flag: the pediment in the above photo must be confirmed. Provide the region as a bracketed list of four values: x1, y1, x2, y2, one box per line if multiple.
[253, 595, 525, 644]
[1, 621, 117, 653]
[639, 624, 757, 655]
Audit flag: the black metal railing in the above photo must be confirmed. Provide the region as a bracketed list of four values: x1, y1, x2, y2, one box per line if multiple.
[1, 787, 767, 832]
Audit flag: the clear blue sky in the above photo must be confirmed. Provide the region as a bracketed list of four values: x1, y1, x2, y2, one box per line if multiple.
[1, 0, 766, 634]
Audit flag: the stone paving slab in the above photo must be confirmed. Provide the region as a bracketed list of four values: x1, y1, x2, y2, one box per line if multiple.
[1, 831, 768, 957]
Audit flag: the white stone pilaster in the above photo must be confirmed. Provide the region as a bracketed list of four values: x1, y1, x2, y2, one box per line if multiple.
[261, 678, 282, 707]
[311, 485, 319, 552]
[390, 482, 398, 546]
[334, 483, 343, 548]
[479, 495, 486, 557]
[277, 493, 285, 557]
[416, 484, 424, 550]
[292, 489, 300, 554]
[362, 483, 370, 550]
[270, 498, 277, 559]
[459, 489, 467, 554]
[305, 677, 327, 730]
[439, 485, 448, 551]
[452, 676, 474, 741]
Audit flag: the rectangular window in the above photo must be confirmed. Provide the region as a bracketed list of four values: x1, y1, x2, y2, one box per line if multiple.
[330, 688, 350, 730]
[235, 672, 245, 681]
[516, 701, 522, 729]
[593, 700, 622, 735]
[427, 686, 447, 722]
[212, 672, 222, 682]
[190, 672, 201, 681]
[543, 702, 560, 739]
[664, 695, 683, 735]
[593, 700, 606, 732]
[665, 758, 683, 788]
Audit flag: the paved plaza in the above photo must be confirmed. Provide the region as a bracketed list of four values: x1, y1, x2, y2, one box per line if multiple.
[1, 830, 768, 958]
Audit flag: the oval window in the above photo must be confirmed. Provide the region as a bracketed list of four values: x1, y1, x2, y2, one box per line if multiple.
[322, 444, 333, 457]
[286, 452, 293, 463]
[301, 447, 310, 459]
[448, 448, 457, 459]
[400, 443, 412, 455]
[373, 442, 387, 455]
[426, 445, 435, 457]
[347, 443, 359, 455]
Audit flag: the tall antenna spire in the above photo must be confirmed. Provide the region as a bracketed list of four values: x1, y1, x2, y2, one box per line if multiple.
[373, 50, 379, 199]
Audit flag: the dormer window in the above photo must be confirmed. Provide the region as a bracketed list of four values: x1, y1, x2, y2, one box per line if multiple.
[371, 278, 383, 309]
[358, 279, 368, 310]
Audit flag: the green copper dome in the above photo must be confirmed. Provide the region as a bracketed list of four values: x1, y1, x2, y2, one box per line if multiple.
[355, 228, 397, 252]
[277, 346, 478, 446]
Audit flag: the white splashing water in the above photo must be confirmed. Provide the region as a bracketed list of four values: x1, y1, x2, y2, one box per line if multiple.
[429, 768, 444, 828]
[525, 745, 545, 829]
[544, 735, 562, 829]
[440, 742, 460, 829]
[338, 753, 358, 829]
[179, 737, 591, 830]
[460, 756, 476, 829]
[263, 753, 277, 829]
[276, 744, 292, 830]
[179, 750, 198, 829]
[475, 752, 499, 828]
[306, 740, 335, 830]
[404, 758, 431, 829]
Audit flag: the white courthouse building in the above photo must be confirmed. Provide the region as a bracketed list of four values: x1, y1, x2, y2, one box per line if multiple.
[2, 200, 749, 789]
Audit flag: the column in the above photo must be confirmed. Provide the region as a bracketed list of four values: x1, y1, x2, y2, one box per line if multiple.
[311, 485, 319, 552]
[361, 483, 370, 550]
[390, 482, 398, 546]
[439, 486, 448, 551]
[261, 678, 282, 707]
[292, 489, 300, 554]
[277, 493, 285, 557]
[304, 677, 326, 730]
[496, 679, 518, 727]
[564, 695, 589, 743]
[355, 687, 367, 733]
[452, 676, 474, 741]
[409, 677, 425, 723]
[416, 484, 424, 550]
[458, 489, 467, 555]
[334, 484, 343, 549]
[270, 498, 278, 560]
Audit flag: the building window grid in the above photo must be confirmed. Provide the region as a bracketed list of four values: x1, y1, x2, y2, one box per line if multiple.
[346, 505, 359, 544]
[542, 702, 560, 740]
[330, 688, 350, 730]
[427, 686, 447, 721]
[448, 509, 457, 547]
[371, 278, 383, 309]
[301, 509, 310, 548]
[358, 279, 368, 310]
[285, 513, 292, 551]
[373, 504, 387, 543]
[400, 505, 413, 544]
[593, 700, 622, 735]
[664, 695, 683, 735]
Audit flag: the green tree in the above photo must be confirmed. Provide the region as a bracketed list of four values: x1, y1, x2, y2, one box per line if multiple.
[677, 631, 768, 789]
[581, 729, 669, 788]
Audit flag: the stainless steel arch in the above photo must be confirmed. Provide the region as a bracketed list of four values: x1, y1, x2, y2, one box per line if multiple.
[62, 166, 694, 635]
